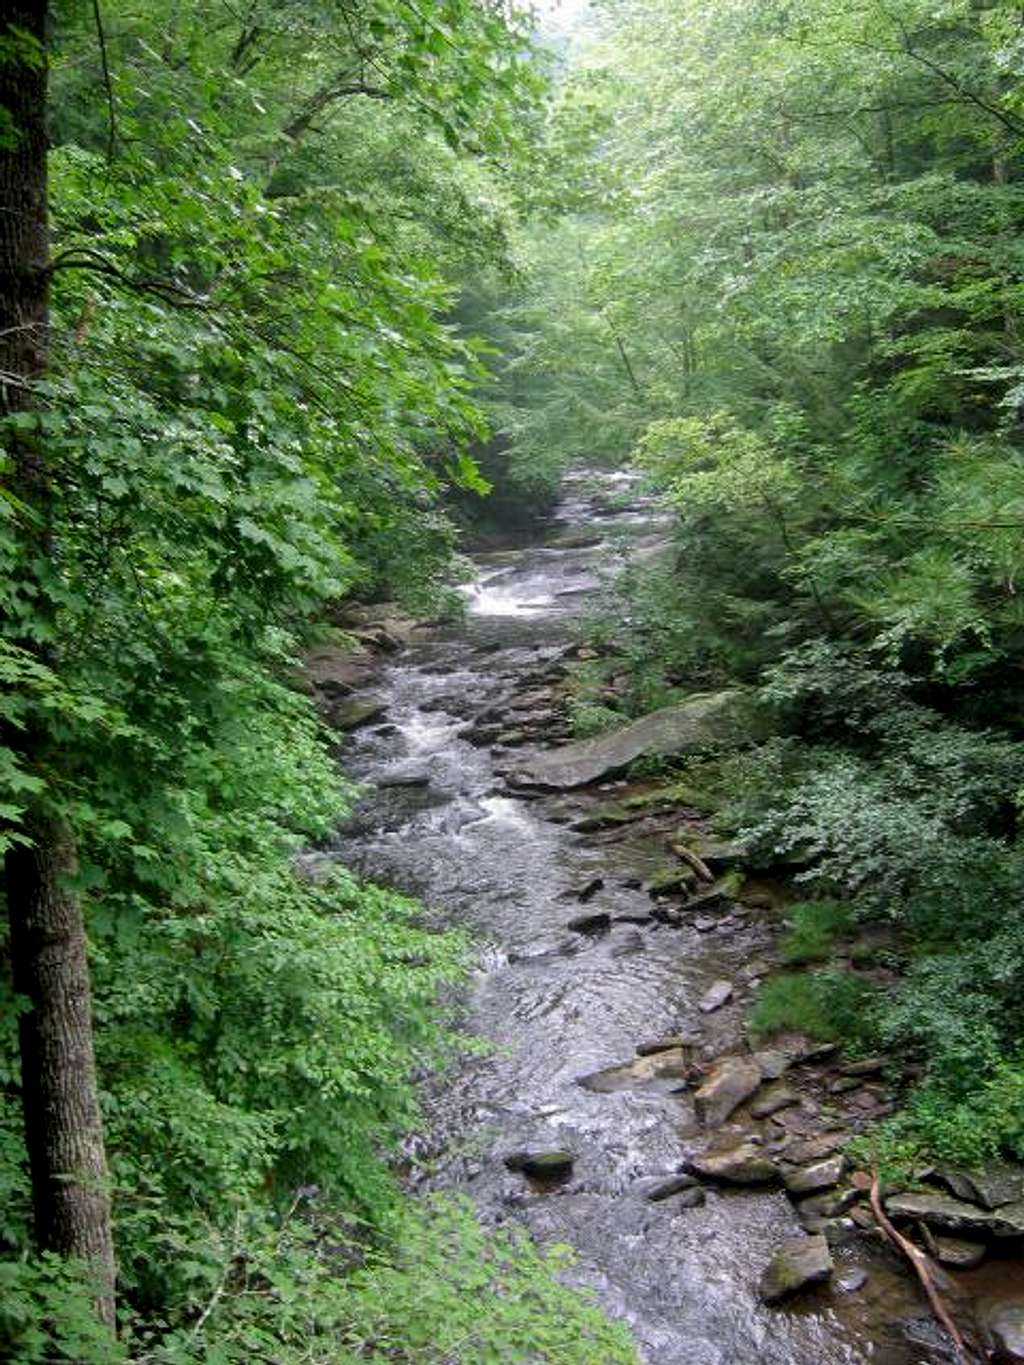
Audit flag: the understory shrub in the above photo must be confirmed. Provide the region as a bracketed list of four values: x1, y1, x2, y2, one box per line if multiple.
[749, 969, 881, 1051]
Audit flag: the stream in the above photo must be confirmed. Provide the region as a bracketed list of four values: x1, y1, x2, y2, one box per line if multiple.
[325, 472, 956, 1365]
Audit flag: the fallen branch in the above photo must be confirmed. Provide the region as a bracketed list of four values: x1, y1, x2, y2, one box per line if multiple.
[671, 842, 715, 883]
[869, 1173, 975, 1364]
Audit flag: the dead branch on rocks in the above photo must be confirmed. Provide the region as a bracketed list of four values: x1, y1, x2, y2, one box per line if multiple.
[869, 1173, 976, 1365]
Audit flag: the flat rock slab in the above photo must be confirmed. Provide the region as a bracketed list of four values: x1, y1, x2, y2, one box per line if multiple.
[578, 1047, 689, 1094]
[934, 1236, 986, 1269]
[688, 1141, 778, 1186]
[885, 1191, 1024, 1239]
[759, 1234, 833, 1304]
[933, 1162, 1024, 1210]
[699, 979, 734, 1013]
[751, 1084, 800, 1119]
[634, 1174, 700, 1202]
[636, 1035, 698, 1057]
[510, 690, 749, 789]
[694, 1056, 762, 1128]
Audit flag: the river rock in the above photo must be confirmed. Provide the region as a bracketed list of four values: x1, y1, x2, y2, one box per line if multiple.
[752, 1049, 791, 1080]
[933, 1236, 986, 1268]
[504, 1150, 574, 1179]
[783, 1131, 848, 1164]
[578, 1047, 689, 1094]
[699, 979, 734, 1013]
[687, 1141, 778, 1185]
[836, 1268, 868, 1294]
[885, 1191, 1024, 1238]
[510, 690, 751, 789]
[573, 876, 605, 902]
[759, 1234, 833, 1304]
[783, 1155, 846, 1195]
[676, 1187, 707, 1209]
[932, 1162, 1024, 1210]
[751, 1084, 799, 1119]
[982, 1301, 1024, 1363]
[636, 1173, 699, 1202]
[566, 910, 612, 935]
[694, 1056, 762, 1128]
[333, 696, 387, 730]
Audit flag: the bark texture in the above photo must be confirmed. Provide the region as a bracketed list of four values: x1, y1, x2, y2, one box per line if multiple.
[1, 0, 117, 1324]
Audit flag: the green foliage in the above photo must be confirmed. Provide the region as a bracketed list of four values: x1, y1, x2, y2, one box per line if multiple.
[749, 970, 881, 1051]
[0, 1199, 638, 1365]
[779, 900, 856, 965]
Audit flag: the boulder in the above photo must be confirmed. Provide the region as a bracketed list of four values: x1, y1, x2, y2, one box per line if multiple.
[635, 1173, 700, 1202]
[578, 1047, 689, 1094]
[566, 910, 612, 935]
[884, 1192, 1024, 1239]
[759, 1234, 833, 1304]
[982, 1301, 1024, 1364]
[751, 1084, 800, 1119]
[752, 1049, 791, 1081]
[504, 1150, 574, 1180]
[510, 690, 751, 789]
[932, 1162, 1024, 1210]
[333, 696, 387, 731]
[783, 1132, 848, 1164]
[783, 1155, 846, 1196]
[694, 1056, 762, 1128]
[699, 979, 734, 1013]
[687, 1142, 778, 1186]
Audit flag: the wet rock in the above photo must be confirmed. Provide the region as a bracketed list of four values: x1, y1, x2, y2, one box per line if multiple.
[504, 1150, 574, 1180]
[693, 916, 718, 933]
[578, 1047, 689, 1094]
[609, 929, 646, 958]
[636, 1035, 698, 1057]
[676, 1187, 707, 1210]
[759, 1234, 833, 1304]
[797, 1189, 858, 1220]
[933, 1236, 986, 1269]
[694, 1056, 762, 1128]
[699, 979, 734, 1013]
[885, 1191, 1024, 1239]
[511, 689, 751, 789]
[333, 697, 387, 730]
[378, 769, 430, 788]
[566, 910, 612, 935]
[614, 911, 654, 926]
[572, 876, 605, 902]
[750, 1084, 800, 1119]
[839, 1056, 888, 1078]
[784, 1132, 849, 1164]
[687, 1141, 778, 1186]
[836, 1268, 868, 1294]
[636, 1173, 699, 1202]
[752, 1049, 791, 1081]
[981, 1301, 1024, 1363]
[783, 1155, 846, 1195]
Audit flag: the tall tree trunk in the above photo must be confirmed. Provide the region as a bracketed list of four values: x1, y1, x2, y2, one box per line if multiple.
[1, 0, 116, 1326]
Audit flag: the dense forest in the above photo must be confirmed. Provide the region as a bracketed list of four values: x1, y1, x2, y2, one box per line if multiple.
[3, 0, 1024, 1361]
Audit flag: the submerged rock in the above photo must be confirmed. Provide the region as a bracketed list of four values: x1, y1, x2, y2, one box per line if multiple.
[694, 1056, 762, 1128]
[933, 1236, 986, 1269]
[759, 1234, 833, 1304]
[510, 690, 751, 789]
[566, 910, 612, 935]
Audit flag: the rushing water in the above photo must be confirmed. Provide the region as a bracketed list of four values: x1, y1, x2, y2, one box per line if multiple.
[329, 473, 954, 1365]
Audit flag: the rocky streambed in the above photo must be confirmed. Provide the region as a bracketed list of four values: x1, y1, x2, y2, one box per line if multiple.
[308, 472, 1024, 1365]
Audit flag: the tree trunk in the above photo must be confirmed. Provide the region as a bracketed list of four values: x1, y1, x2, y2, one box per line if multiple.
[1, 0, 116, 1327]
